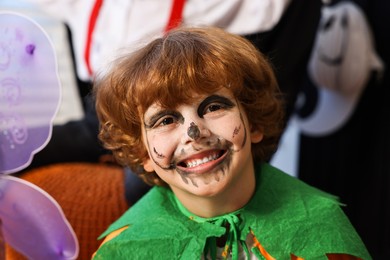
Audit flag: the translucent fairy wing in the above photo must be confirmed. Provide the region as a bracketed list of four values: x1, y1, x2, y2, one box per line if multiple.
[0, 11, 60, 174]
[0, 12, 79, 259]
[0, 175, 79, 259]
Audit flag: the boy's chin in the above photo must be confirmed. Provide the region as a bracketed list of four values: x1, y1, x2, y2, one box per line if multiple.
[176, 176, 232, 197]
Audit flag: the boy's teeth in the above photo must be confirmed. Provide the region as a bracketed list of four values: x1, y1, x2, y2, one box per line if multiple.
[186, 153, 218, 168]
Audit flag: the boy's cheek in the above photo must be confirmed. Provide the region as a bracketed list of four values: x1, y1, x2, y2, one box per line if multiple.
[216, 118, 245, 142]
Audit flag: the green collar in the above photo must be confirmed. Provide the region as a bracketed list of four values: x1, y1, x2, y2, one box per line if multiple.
[96, 163, 371, 260]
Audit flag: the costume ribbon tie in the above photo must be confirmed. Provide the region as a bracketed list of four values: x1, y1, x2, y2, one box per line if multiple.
[174, 197, 250, 260]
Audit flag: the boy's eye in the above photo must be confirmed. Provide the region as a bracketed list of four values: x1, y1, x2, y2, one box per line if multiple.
[153, 115, 178, 128]
[160, 117, 175, 126]
[198, 95, 235, 117]
[145, 109, 183, 129]
[204, 104, 223, 114]
[149, 111, 184, 129]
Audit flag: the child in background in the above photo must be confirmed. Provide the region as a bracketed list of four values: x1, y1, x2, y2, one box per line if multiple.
[92, 26, 370, 259]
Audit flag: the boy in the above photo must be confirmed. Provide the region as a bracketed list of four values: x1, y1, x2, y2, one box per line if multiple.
[93, 27, 371, 259]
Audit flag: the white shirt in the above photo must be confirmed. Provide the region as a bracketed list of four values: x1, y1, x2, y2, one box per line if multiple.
[28, 0, 291, 81]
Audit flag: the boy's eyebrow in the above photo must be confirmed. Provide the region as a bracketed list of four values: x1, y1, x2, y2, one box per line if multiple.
[197, 94, 235, 118]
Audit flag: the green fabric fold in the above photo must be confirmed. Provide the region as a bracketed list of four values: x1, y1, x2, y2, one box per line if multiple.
[94, 163, 372, 260]
[174, 197, 248, 259]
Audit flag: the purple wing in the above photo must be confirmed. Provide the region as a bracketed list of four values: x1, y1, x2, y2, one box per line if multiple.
[0, 12, 79, 259]
[0, 11, 60, 174]
[0, 175, 79, 259]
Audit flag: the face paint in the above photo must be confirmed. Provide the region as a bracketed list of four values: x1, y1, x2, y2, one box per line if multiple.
[187, 122, 200, 140]
[142, 88, 256, 198]
[173, 137, 234, 187]
[197, 95, 234, 118]
[144, 110, 184, 130]
[143, 106, 186, 170]
[237, 110, 247, 150]
[147, 137, 175, 171]
[232, 125, 241, 140]
[153, 147, 165, 159]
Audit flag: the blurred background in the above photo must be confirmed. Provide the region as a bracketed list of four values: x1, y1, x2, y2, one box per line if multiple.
[1, 0, 389, 259]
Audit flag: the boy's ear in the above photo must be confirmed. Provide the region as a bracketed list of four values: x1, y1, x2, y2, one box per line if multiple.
[143, 158, 155, 172]
[250, 127, 263, 144]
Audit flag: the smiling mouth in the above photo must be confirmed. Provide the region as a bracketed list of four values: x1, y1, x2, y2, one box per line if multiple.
[177, 150, 227, 169]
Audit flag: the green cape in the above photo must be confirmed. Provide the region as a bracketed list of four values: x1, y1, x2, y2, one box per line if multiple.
[94, 163, 371, 260]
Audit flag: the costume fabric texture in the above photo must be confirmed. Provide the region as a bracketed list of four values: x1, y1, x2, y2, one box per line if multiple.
[94, 163, 371, 260]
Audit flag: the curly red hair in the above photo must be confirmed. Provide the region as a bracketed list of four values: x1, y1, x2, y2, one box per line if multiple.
[94, 26, 284, 186]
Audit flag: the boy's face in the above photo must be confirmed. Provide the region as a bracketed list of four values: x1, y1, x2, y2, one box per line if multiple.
[141, 88, 263, 199]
